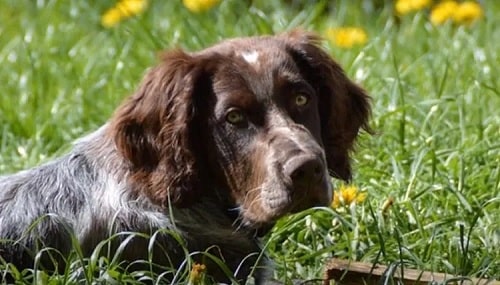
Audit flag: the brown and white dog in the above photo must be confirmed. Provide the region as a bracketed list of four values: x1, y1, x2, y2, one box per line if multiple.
[0, 30, 370, 283]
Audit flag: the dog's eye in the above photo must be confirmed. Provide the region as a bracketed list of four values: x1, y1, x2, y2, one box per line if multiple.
[226, 109, 246, 125]
[294, 94, 309, 107]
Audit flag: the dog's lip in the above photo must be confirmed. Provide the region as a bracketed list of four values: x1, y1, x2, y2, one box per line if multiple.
[287, 181, 328, 206]
[234, 191, 328, 236]
[236, 176, 331, 234]
[237, 210, 282, 235]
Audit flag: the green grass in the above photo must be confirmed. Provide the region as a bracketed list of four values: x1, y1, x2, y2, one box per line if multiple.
[1, 0, 499, 284]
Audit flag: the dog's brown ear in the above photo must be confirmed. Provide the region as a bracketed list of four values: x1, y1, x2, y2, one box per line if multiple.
[110, 50, 206, 206]
[283, 30, 371, 181]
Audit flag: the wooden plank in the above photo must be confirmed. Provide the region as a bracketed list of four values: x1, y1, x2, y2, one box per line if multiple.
[323, 258, 499, 285]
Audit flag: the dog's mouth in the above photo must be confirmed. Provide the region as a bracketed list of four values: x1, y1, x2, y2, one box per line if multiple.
[260, 168, 332, 212]
[233, 175, 332, 237]
[224, 206, 276, 237]
[225, 144, 332, 236]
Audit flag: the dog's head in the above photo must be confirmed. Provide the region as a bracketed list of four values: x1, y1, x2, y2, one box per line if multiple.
[110, 30, 371, 231]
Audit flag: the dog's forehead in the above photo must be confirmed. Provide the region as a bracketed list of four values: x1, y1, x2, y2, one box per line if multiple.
[235, 42, 283, 68]
[212, 55, 300, 107]
[202, 36, 307, 115]
[201, 37, 293, 70]
[237, 40, 291, 70]
[216, 40, 301, 88]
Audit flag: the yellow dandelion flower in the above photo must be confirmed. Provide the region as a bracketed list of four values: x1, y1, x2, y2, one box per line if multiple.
[331, 185, 367, 209]
[188, 263, 207, 285]
[453, 1, 483, 25]
[325, 27, 368, 49]
[395, 0, 412, 15]
[101, 0, 148, 28]
[183, 0, 220, 13]
[395, 0, 432, 16]
[116, 0, 148, 16]
[101, 8, 123, 28]
[430, 0, 459, 25]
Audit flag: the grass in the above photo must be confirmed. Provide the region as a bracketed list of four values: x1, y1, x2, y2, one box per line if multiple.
[0, 0, 499, 284]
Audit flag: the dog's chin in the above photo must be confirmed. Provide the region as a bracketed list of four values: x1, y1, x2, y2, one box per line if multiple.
[238, 176, 332, 235]
[240, 217, 279, 237]
[240, 207, 285, 229]
[239, 202, 289, 236]
[239, 200, 310, 237]
[238, 197, 299, 236]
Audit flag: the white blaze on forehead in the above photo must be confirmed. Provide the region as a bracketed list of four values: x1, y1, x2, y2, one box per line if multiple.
[241, 50, 260, 65]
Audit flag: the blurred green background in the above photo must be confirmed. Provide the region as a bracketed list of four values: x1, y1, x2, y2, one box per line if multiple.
[0, 0, 498, 283]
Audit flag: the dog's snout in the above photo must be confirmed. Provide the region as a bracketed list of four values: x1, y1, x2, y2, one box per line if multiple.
[284, 155, 324, 186]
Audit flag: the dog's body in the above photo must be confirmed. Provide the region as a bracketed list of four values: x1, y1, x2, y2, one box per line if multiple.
[0, 31, 370, 283]
[0, 127, 264, 282]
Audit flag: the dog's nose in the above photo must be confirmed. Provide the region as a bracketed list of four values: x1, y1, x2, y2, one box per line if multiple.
[284, 155, 324, 187]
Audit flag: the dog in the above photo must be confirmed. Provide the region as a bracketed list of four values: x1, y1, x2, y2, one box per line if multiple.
[0, 30, 370, 283]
